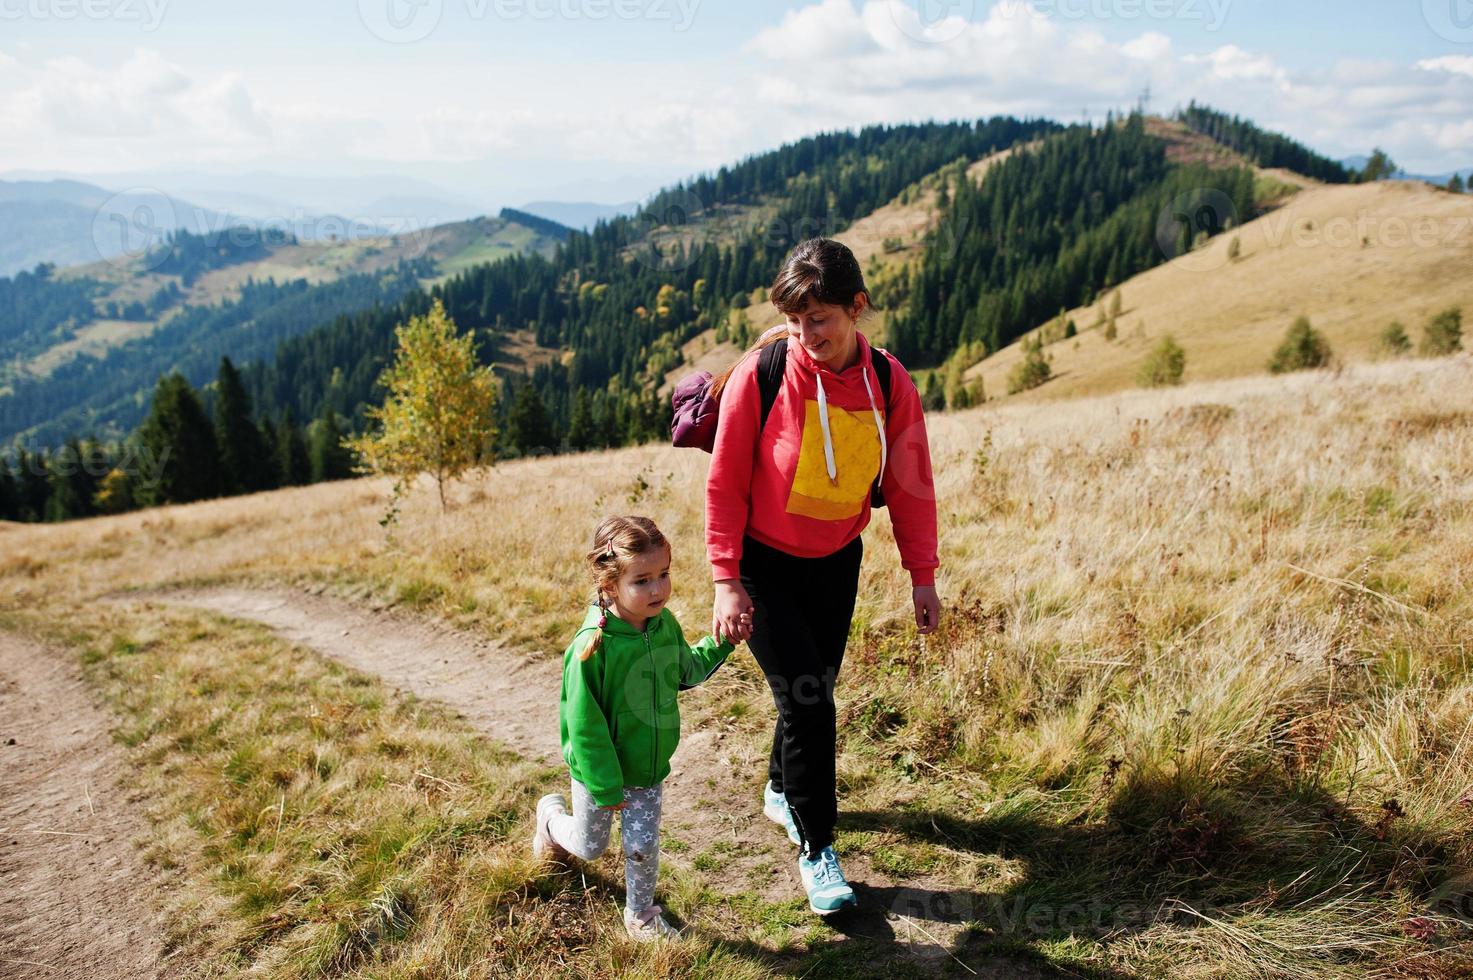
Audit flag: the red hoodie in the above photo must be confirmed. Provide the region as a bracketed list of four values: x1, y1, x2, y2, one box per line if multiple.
[706, 330, 939, 586]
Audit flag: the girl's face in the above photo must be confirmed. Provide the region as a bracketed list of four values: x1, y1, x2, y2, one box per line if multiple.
[607, 544, 672, 628]
[784, 293, 866, 371]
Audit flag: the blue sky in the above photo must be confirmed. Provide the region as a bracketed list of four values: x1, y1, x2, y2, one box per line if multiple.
[2, 0, 1470, 208]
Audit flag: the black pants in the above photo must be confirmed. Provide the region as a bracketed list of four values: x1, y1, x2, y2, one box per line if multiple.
[739, 533, 862, 858]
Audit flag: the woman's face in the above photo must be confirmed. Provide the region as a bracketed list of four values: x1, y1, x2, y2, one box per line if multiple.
[784, 294, 866, 371]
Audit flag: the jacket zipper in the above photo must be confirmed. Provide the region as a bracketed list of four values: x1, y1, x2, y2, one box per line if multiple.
[644, 625, 657, 777]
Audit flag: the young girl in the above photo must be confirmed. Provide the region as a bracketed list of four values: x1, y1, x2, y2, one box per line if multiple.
[706, 238, 942, 915]
[532, 515, 743, 942]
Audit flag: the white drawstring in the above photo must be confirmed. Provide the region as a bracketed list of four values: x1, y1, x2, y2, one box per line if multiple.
[815, 372, 838, 484]
[813, 363, 888, 489]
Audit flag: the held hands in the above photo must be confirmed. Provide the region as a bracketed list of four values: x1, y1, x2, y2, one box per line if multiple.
[713, 579, 755, 645]
[913, 585, 942, 635]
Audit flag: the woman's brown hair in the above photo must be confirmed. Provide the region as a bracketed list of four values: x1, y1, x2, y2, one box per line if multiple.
[709, 238, 873, 401]
[578, 515, 670, 660]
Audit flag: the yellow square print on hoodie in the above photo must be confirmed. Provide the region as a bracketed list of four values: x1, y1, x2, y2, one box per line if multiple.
[786, 399, 882, 521]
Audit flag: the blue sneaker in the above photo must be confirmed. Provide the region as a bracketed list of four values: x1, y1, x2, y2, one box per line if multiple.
[798, 846, 857, 915]
[762, 781, 802, 846]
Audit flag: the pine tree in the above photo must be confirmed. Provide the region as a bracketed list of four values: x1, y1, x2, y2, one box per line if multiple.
[1138, 335, 1186, 387]
[214, 356, 270, 494]
[136, 372, 221, 506]
[256, 417, 282, 491]
[567, 388, 596, 451]
[1449, 174, 1466, 194]
[346, 298, 499, 512]
[0, 455, 17, 520]
[309, 407, 355, 483]
[508, 382, 556, 455]
[1269, 316, 1332, 374]
[1420, 307, 1463, 356]
[13, 447, 50, 521]
[45, 437, 100, 521]
[1358, 148, 1398, 182]
[1379, 321, 1412, 356]
[276, 409, 311, 486]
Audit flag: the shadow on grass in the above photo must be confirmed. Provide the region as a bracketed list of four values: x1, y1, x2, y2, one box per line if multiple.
[532, 767, 1470, 976]
[816, 762, 1470, 976]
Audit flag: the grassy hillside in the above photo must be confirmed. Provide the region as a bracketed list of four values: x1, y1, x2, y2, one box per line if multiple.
[3, 356, 1471, 976]
[972, 179, 1473, 402]
[27, 213, 564, 381]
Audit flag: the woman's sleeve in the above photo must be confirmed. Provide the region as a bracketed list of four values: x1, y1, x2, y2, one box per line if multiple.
[879, 357, 940, 586]
[706, 354, 761, 582]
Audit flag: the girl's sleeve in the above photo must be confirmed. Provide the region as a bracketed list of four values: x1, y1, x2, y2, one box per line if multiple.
[677, 629, 735, 688]
[879, 357, 940, 587]
[563, 640, 625, 806]
[706, 353, 762, 582]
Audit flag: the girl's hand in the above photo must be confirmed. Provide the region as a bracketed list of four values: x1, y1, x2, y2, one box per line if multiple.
[601, 801, 628, 811]
[713, 579, 755, 644]
[913, 585, 941, 635]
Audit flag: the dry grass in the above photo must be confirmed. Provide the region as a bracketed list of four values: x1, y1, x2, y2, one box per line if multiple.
[972, 180, 1473, 404]
[3, 355, 1473, 976]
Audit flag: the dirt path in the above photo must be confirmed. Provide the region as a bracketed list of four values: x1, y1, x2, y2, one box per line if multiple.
[0, 631, 175, 980]
[125, 584, 1064, 975]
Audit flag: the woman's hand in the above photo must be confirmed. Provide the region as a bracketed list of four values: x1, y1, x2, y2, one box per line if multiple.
[913, 585, 941, 635]
[713, 579, 755, 644]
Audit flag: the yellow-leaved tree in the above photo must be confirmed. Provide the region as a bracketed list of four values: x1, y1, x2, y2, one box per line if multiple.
[345, 299, 498, 513]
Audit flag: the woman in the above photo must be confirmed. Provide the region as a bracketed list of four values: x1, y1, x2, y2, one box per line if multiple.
[706, 237, 941, 915]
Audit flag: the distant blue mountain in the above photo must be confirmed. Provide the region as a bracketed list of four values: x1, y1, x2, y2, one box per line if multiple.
[1340, 155, 1472, 187]
[516, 199, 639, 231]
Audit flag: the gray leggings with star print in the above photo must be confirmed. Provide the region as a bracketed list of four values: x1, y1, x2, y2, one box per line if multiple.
[548, 778, 664, 914]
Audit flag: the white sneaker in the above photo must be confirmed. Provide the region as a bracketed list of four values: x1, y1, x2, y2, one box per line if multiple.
[762, 781, 802, 846]
[798, 846, 857, 916]
[624, 905, 681, 942]
[532, 793, 569, 863]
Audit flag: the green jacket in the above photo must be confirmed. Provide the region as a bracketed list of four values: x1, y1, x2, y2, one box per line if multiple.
[559, 604, 734, 807]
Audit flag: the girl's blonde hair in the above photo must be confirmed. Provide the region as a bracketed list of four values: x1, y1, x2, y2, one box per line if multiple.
[579, 515, 670, 661]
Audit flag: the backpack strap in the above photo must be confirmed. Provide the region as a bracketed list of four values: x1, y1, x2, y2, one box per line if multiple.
[870, 345, 893, 409]
[757, 338, 787, 431]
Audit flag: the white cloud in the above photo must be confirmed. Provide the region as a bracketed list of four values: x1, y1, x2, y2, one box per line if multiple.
[744, 0, 882, 59]
[1417, 55, 1473, 78]
[3, 3, 1472, 196]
